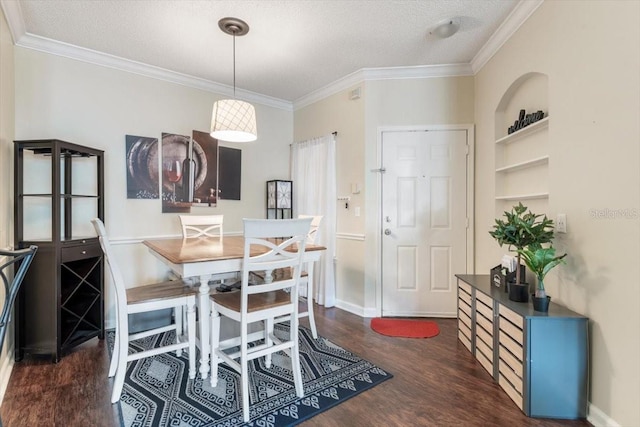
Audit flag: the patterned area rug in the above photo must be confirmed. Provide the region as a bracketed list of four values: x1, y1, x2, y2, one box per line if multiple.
[108, 324, 392, 426]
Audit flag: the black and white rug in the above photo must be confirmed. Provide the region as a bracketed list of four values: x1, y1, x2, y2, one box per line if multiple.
[108, 324, 392, 426]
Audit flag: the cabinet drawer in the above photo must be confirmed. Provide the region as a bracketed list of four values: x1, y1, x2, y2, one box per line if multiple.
[499, 359, 523, 394]
[476, 324, 493, 350]
[477, 350, 493, 377]
[458, 308, 472, 330]
[499, 344, 523, 378]
[476, 299, 493, 320]
[458, 297, 471, 317]
[458, 280, 472, 296]
[476, 335, 493, 364]
[499, 374, 523, 410]
[498, 330, 523, 362]
[475, 290, 492, 308]
[476, 314, 493, 334]
[499, 317, 523, 344]
[61, 242, 102, 262]
[458, 289, 472, 306]
[499, 304, 523, 328]
[458, 329, 472, 352]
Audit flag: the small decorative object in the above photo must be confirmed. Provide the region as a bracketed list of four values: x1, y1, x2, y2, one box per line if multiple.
[489, 202, 554, 302]
[507, 109, 545, 134]
[266, 180, 292, 219]
[517, 246, 567, 312]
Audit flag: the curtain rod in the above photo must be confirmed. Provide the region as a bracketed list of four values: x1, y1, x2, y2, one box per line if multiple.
[290, 131, 337, 146]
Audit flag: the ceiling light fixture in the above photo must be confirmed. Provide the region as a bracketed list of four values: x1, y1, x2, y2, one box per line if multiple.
[430, 18, 460, 39]
[210, 17, 257, 143]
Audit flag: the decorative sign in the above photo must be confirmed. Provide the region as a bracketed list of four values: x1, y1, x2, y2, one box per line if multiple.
[508, 109, 545, 134]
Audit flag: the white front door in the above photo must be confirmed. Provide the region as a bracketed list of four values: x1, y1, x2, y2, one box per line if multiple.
[381, 129, 469, 317]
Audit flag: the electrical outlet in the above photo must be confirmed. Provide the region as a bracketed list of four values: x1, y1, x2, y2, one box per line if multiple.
[556, 213, 567, 233]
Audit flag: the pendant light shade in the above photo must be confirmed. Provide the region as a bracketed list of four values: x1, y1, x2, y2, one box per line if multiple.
[210, 17, 257, 142]
[211, 99, 257, 142]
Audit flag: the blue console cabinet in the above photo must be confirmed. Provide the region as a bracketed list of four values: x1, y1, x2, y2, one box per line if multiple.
[456, 274, 588, 419]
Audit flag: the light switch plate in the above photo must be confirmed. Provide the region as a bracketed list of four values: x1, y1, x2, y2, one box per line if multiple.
[557, 213, 567, 233]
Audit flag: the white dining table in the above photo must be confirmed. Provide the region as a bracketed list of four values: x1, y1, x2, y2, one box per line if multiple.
[142, 235, 325, 379]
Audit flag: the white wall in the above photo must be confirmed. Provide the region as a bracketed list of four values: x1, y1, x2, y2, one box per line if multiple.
[474, 1, 640, 425]
[0, 4, 15, 404]
[14, 47, 293, 326]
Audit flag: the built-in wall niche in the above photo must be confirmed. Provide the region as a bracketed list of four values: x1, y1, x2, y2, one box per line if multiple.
[494, 72, 550, 206]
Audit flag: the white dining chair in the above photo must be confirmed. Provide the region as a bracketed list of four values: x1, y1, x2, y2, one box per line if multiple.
[92, 218, 197, 403]
[209, 217, 312, 422]
[179, 215, 239, 289]
[252, 214, 323, 338]
[179, 214, 224, 238]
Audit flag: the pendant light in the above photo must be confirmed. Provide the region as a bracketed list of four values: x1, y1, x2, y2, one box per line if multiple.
[210, 17, 257, 142]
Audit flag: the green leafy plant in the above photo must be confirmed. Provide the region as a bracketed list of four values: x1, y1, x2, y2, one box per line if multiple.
[489, 202, 555, 285]
[517, 246, 567, 299]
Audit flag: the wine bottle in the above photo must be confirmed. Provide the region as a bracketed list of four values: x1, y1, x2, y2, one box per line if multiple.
[181, 139, 196, 202]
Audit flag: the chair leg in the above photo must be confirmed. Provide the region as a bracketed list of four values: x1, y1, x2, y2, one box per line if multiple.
[111, 328, 129, 403]
[108, 327, 119, 378]
[305, 279, 318, 339]
[175, 306, 183, 357]
[241, 344, 250, 422]
[290, 324, 304, 398]
[186, 302, 196, 379]
[264, 318, 273, 368]
[209, 309, 220, 387]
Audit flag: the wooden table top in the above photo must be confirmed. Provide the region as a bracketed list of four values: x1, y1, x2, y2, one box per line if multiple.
[143, 235, 325, 265]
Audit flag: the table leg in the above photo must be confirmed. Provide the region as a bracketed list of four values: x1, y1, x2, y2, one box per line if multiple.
[198, 274, 211, 379]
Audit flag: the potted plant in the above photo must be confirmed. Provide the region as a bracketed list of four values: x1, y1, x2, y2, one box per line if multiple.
[489, 202, 554, 302]
[517, 246, 567, 312]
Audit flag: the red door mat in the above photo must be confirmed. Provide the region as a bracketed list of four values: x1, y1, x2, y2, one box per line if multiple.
[370, 318, 440, 338]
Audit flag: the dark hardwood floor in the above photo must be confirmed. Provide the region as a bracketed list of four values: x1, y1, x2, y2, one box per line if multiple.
[1, 307, 592, 427]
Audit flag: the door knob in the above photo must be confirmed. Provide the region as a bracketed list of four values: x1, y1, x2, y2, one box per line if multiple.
[384, 229, 391, 235]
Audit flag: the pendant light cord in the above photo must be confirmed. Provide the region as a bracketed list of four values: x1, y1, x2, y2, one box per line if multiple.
[232, 31, 236, 99]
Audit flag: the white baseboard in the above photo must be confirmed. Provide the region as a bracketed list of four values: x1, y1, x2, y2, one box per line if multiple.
[0, 349, 14, 405]
[334, 300, 377, 318]
[588, 403, 620, 427]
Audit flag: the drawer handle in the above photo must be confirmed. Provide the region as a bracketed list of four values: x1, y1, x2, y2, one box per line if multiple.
[81, 250, 87, 254]
[82, 240, 86, 244]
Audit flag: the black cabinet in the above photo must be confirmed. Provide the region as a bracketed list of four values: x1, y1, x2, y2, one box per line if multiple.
[14, 139, 104, 362]
[266, 180, 292, 219]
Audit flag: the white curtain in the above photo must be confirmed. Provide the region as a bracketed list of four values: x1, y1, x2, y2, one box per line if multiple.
[291, 134, 336, 307]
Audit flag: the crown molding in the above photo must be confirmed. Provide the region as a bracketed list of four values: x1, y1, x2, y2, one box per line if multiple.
[0, 0, 26, 44]
[13, 32, 293, 111]
[3, 0, 540, 111]
[293, 63, 473, 110]
[470, 0, 544, 73]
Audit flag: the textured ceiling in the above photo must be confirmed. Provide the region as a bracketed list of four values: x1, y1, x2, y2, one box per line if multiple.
[14, 0, 519, 102]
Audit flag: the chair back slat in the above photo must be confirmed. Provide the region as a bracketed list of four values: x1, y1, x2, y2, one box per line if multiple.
[180, 215, 224, 238]
[298, 214, 323, 244]
[241, 218, 312, 303]
[91, 219, 128, 327]
[0, 245, 38, 351]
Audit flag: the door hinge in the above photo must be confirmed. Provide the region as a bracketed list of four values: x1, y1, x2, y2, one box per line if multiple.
[371, 167, 386, 174]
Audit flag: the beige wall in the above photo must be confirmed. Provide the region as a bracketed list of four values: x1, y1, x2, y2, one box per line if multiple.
[0, 5, 14, 402]
[294, 77, 474, 313]
[14, 47, 293, 327]
[363, 77, 474, 311]
[474, 1, 640, 425]
[294, 84, 366, 310]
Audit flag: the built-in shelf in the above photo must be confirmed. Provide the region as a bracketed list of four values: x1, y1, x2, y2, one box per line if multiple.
[495, 192, 549, 201]
[495, 156, 549, 173]
[495, 117, 549, 145]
